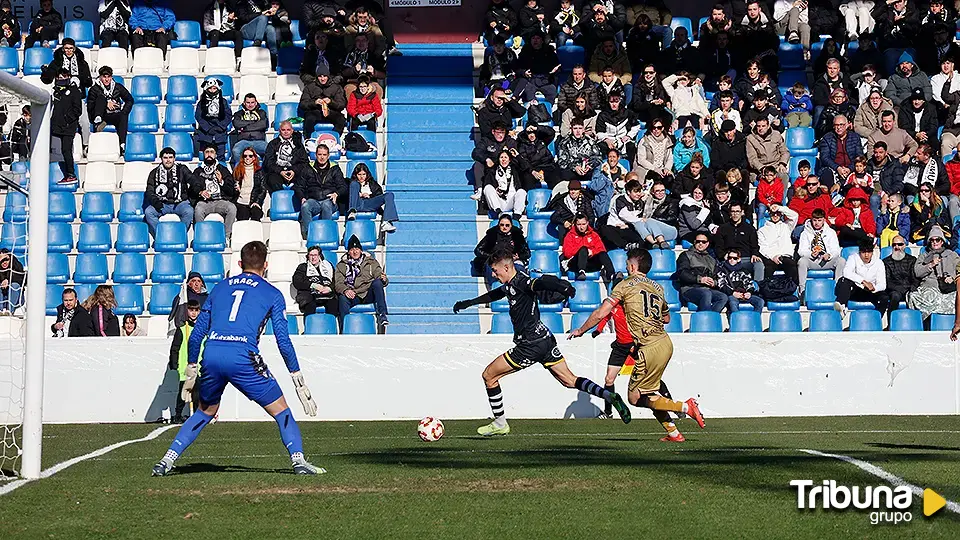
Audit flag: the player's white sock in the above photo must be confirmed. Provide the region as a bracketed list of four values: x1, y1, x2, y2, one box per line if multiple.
[492, 416, 507, 428]
[161, 449, 179, 466]
[681, 402, 689, 414]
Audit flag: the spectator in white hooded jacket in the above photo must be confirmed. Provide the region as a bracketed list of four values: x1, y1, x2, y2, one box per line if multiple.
[797, 207, 844, 295]
[757, 203, 799, 283]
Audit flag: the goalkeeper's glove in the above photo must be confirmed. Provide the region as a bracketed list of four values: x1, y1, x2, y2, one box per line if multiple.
[181, 363, 198, 403]
[453, 300, 472, 313]
[291, 371, 317, 416]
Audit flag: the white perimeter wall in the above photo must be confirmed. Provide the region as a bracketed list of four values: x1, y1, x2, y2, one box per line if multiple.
[1, 333, 958, 424]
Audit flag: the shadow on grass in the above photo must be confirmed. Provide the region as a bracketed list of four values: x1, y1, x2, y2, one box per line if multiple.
[865, 442, 960, 452]
[172, 462, 288, 475]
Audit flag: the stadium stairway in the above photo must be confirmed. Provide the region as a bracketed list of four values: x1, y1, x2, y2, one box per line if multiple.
[385, 44, 480, 334]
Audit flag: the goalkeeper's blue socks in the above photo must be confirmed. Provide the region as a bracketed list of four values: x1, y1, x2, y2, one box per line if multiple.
[274, 408, 304, 456]
[167, 409, 214, 458]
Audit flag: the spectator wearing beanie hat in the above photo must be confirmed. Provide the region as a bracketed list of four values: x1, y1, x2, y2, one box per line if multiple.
[334, 234, 389, 334]
[545, 178, 595, 242]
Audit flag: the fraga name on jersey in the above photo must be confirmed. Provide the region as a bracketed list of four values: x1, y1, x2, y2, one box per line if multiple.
[229, 277, 261, 287]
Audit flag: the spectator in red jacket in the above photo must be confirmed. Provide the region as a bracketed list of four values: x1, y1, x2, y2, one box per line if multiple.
[829, 186, 876, 246]
[754, 165, 785, 221]
[788, 174, 834, 238]
[945, 142, 960, 201]
[562, 214, 617, 282]
[346, 75, 383, 132]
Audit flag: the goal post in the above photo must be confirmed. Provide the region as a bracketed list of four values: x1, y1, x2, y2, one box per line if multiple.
[0, 70, 52, 480]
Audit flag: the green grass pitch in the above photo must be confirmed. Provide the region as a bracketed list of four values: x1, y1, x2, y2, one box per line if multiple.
[2, 416, 960, 538]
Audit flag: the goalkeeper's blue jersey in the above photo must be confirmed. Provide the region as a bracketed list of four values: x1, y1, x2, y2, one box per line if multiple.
[188, 272, 300, 373]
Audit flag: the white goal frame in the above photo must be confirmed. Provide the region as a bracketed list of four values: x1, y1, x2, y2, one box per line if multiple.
[0, 70, 52, 479]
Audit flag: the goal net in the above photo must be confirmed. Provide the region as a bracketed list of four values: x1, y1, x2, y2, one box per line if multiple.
[0, 75, 52, 481]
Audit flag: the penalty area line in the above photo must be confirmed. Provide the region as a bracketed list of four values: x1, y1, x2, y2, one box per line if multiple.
[0, 424, 177, 497]
[799, 449, 960, 515]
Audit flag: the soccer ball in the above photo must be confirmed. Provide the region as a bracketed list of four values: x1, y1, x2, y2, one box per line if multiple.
[417, 417, 444, 442]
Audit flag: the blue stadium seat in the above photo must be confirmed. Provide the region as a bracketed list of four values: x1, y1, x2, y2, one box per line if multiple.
[670, 17, 693, 38]
[46, 284, 63, 315]
[345, 160, 377, 181]
[931, 313, 954, 331]
[608, 249, 626, 274]
[346, 128, 378, 159]
[768, 299, 801, 311]
[807, 267, 836, 279]
[570, 312, 596, 333]
[649, 250, 677, 280]
[490, 297, 509, 312]
[150, 252, 187, 283]
[47, 222, 73, 253]
[204, 75, 234, 102]
[556, 44, 584, 70]
[113, 284, 145, 315]
[148, 282, 181, 314]
[655, 280, 680, 311]
[47, 192, 77, 222]
[665, 311, 682, 332]
[729, 311, 761, 332]
[311, 128, 341, 159]
[171, 21, 202, 48]
[265, 314, 300, 335]
[72, 284, 97, 305]
[118, 192, 145, 222]
[277, 46, 304, 75]
[76, 222, 112, 253]
[343, 220, 377, 250]
[529, 250, 560, 278]
[80, 192, 115, 222]
[343, 313, 376, 334]
[526, 220, 559, 250]
[65, 20, 95, 47]
[307, 220, 341, 250]
[165, 75, 199, 103]
[0, 47, 18, 75]
[847, 301, 876, 310]
[1, 191, 27, 222]
[525, 188, 553, 219]
[49, 162, 79, 192]
[154, 221, 188, 252]
[47, 253, 70, 284]
[890, 309, 923, 331]
[849, 310, 883, 331]
[115, 222, 150, 252]
[303, 313, 338, 335]
[270, 190, 299, 220]
[786, 127, 817, 157]
[880, 246, 893, 260]
[778, 42, 805, 70]
[491, 313, 512, 334]
[162, 102, 195, 132]
[809, 310, 843, 332]
[192, 221, 226, 251]
[274, 102, 303, 131]
[840, 246, 859, 261]
[769, 310, 802, 332]
[540, 312, 563, 334]
[0, 222, 26, 254]
[690, 311, 723, 332]
[777, 70, 807, 96]
[569, 281, 601, 311]
[112, 253, 148, 283]
[191, 252, 226, 284]
[163, 132, 194, 161]
[130, 75, 162, 104]
[290, 20, 305, 47]
[124, 133, 158, 161]
[23, 47, 53, 75]
[73, 253, 108, 283]
[805, 279, 836, 310]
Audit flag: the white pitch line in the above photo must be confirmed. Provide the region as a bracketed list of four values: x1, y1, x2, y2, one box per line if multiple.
[799, 449, 960, 515]
[0, 424, 176, 497]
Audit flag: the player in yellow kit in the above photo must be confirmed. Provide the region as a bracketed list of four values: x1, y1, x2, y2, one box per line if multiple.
[570, 248, 705, 442]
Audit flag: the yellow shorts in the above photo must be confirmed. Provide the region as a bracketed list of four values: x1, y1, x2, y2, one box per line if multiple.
[628, 335, 673, 393]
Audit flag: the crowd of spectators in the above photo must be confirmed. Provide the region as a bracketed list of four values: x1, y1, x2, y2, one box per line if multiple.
[471, 0, 960, 327]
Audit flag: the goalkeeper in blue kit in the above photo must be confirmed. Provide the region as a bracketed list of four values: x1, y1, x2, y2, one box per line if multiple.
[152, 241, 324, 476]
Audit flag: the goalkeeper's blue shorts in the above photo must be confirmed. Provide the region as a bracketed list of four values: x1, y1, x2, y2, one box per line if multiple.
[198, 345, 284, 407]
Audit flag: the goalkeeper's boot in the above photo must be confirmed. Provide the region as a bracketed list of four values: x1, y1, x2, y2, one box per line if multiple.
[151, 450, 178, 477]
[610, 393, 632, 424]
[685, 398, 706, 429]
[477, 420, 510, 436]
[291, 452, 327, 475]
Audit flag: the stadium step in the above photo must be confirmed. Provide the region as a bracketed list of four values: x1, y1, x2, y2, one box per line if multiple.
[387, 104, 475, 132]
[394, 197, 475, 216]
[384, 313, 480, 334]
[386, 133, 475, 160]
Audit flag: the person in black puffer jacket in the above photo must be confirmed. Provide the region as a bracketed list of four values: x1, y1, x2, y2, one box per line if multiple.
[474, 214, 531, 279]
[476, 87, 526, 136]
[514, 31, 561, 104]
[483, 0, 517, 42]
[514, 123, 557, 190]
[546, 179, 595, 241]
[51, 69, 83, 184]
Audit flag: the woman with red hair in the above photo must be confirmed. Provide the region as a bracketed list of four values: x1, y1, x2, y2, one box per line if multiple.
[232, 148, 267, 221]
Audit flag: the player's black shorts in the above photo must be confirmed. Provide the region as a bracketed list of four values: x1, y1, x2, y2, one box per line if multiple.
[504, 335, 564, 369]
[607, 341, 635, 368]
